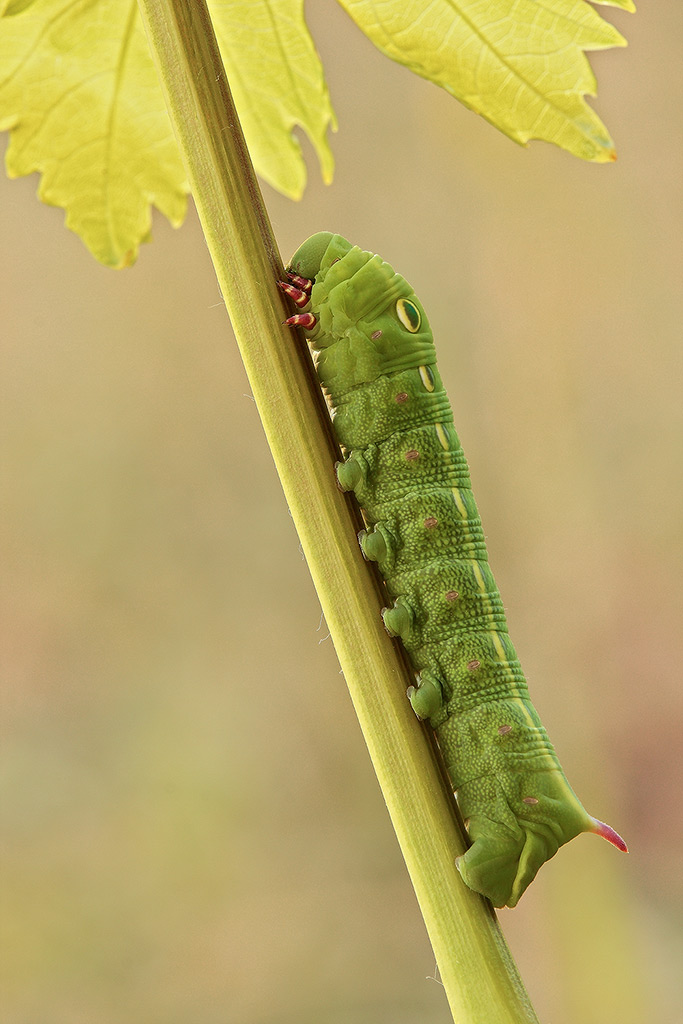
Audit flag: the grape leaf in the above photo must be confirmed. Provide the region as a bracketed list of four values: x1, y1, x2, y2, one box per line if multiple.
[0, 0, 630, 267]
[336, 0, 634, 162]
[0, 0, 335, 266]
[211, 1, 336, 200]
[0, 0, 186, 266]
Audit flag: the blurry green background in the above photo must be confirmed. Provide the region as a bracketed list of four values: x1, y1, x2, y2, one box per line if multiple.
[2, 4, 681, 1023]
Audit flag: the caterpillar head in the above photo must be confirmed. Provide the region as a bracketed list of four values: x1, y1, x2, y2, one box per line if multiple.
[288, 233, 436, 393]
[288, 231, 339, 279]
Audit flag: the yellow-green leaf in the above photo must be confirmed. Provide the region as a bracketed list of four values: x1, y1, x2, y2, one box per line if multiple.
[211, 1, 336, 201]
[336, 0, 633, 162]
[0, 0, 186, 266]
[590, 1, 634, 9]
[0, 0, 335, 266]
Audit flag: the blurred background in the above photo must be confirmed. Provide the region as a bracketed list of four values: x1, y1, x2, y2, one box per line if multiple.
[1, 3, 681, 1022]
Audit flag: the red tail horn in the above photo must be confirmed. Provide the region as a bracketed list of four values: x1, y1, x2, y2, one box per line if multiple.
[590, 817, 628, 852]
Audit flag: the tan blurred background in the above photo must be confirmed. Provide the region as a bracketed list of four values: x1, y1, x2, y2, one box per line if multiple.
[1, 4, 681, 1022]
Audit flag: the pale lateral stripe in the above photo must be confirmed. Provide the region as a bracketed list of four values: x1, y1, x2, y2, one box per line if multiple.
[470, 561, 540, 733]
[451, 487, 468, 518]
[491, 632, 508, 662]
[418, 365, 435, 392]
[435, 422, 450, 449]
[471, 560, 489, 597]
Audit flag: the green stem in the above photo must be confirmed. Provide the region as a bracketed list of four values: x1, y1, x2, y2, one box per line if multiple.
[136, 2, 539, 1020]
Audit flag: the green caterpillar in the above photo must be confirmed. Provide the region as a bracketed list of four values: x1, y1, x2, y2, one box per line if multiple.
[279, 232, 626, 908]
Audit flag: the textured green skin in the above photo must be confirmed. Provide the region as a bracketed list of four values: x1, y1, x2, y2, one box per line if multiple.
[288, 233, 602, 908]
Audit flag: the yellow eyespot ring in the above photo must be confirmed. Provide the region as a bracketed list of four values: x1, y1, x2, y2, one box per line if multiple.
[396, 298, 421, 333]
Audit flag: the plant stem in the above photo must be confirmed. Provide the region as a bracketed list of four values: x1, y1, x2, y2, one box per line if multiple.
[136, 2, 540, 1020]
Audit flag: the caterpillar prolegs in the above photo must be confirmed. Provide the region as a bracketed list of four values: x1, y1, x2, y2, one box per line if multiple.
[280, 232, 626, 908]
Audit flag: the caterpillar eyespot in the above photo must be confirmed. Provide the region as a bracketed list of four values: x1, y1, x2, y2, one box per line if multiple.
[281, 232, 626, 909]
[396, 297, 421, 333]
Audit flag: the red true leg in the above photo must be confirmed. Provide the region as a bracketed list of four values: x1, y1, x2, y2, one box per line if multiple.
[283, 312, 317, 329]
[277, 280, 310, 307]
[286, 271, 313, 294]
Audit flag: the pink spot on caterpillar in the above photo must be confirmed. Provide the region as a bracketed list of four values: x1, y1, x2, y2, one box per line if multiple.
[424, 516, 438, 529]
[523, 797, 539, 805]
[498, 725, 512, 735]
[445, 590, 459, 602]
[467, 659, 480, 672]
[405, 449, 419, 461]
[371, 330, 383, 340]
[395, 392, 409, 403]
[590, 817, 628, 852]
